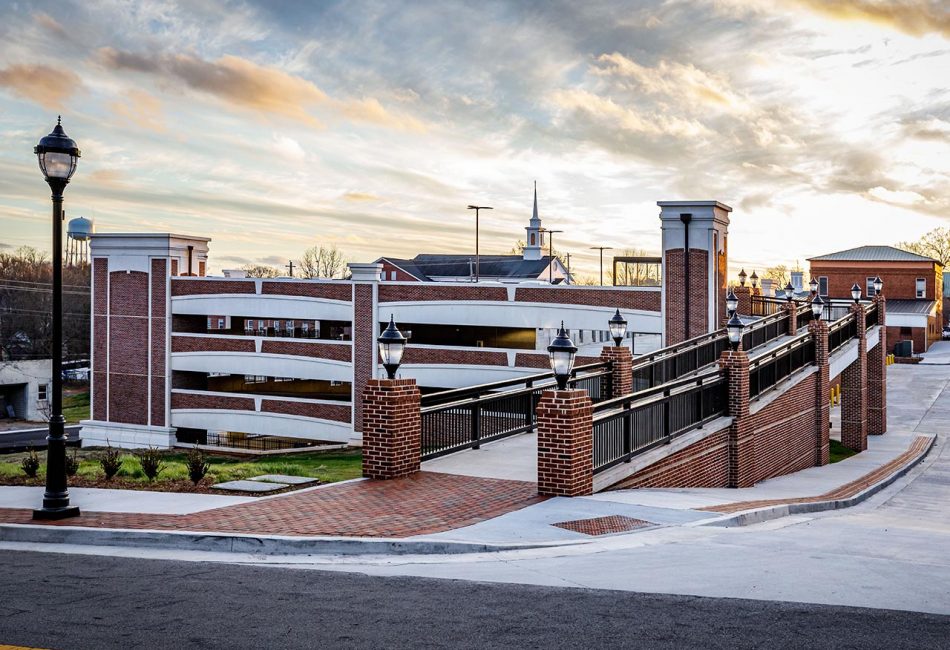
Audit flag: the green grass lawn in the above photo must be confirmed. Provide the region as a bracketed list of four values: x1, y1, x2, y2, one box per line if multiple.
[829, 439, 857, 464]
[0, 446, 363, 487]
[62, 390, 90, 423]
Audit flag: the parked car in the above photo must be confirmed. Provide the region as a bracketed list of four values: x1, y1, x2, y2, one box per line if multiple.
[942, 326, 950, 341]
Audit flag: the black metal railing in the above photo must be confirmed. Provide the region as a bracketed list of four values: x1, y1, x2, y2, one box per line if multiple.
[420, 363, 611, 461]
[742, 310, 789, 351]
[749, 333, 816, 399]
[631, 330, 728, 392]
[751, 295, 787, 317]
[865, 303, 879, 329]
[592, 370, 728, 474]
[828, 313, 858, 355]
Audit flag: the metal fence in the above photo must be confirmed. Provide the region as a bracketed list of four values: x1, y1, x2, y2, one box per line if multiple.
[591, 370, 728, 474]
[751, 295, 787, 317]
[828, 312, 858, 355]
[420, 363, 611, 461]
[865, 303, 879, 329]
[749, 333, 816, 399]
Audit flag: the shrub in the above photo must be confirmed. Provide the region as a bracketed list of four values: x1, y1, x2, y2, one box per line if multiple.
[186, 446, 210, 485]
[99, 444, 122, 480]
[64, 450, 80, 477]
[20, 449, 40, 478]
[137, 447, 165, 482]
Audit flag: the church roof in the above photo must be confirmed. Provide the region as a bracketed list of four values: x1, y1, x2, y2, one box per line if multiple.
[380, 254, 557, 281]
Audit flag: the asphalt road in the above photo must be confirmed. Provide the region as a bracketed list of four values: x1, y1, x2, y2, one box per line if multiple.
[0, 551, 946, 649]
[0, 425, 81, 452]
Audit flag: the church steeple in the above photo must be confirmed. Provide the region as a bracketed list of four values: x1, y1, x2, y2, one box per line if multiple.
[524, 181, 544, 261]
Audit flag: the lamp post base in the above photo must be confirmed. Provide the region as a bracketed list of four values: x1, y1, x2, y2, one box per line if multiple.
[32, 505, 81, 521]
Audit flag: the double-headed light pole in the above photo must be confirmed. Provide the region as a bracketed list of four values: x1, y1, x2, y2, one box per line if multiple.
[33, 117, 81, 520]
[590, 246, 613, 286]
[467, 205, 492, 282]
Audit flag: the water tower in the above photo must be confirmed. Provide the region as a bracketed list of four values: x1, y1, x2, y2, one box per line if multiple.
[66, 216, 94, 267]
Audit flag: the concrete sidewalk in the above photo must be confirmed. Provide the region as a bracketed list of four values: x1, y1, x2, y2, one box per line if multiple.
[0, 365, 940, 555]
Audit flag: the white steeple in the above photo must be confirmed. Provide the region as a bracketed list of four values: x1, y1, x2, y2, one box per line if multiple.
[524, 181, 544, 261]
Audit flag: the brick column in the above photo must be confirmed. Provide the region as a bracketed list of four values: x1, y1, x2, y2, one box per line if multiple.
[784, 300, 798, 336]
[840, 304, 868, 452]
[361, 378, 421, 480]
[536, 389, 593, 496]
[734, 285, 752, 317]
[599, 346, 633, 398]
[718, 349, 755, 488]
[868, 296, 887, 435]
[810, 319, 830, 465]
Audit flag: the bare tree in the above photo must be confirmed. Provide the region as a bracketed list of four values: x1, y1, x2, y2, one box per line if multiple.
[240, 264, 281, 278]
[613, 248, 660, 287]
[298, 245, 348, 279]
[764, 265, 790, 286]
[897, 228, 950, 266]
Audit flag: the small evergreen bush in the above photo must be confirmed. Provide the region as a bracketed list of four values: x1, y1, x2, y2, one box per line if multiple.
[99, 444, 122, 480]
[64, 449, 80, 477]
[20, 449, 40, 478]
[186, 446, 210, 485]
[137, 447, 165, 482]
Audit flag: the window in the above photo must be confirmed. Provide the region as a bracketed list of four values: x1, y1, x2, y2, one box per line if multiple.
[390, 271, 397, 281]
[217, 318, 225, 329]
[37, 384, 48, 401]
[245, 320, 255, 333]
[818, 276, 828, 297]
[206, 317, 212, 329]
[866, 277, 877, 297]
[916, 278, 926, 298]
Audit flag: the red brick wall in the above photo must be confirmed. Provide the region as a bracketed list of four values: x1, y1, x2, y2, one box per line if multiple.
[515, 287, 660, 311]
[607, 426, 731, 489]
[261, 399, 350, 422]
[361, 378, 421, 480]
[721, 349, 755, 487]
[92, 258, 108, 421]
[810, 319, 831, 466]
[171, 279, 256, 296]
[171, 392, 255, 411]
[809, 262, 941, 302]
[150, 258, 167, 427]
[599, 346, 632, 398]
[379, 261, 422, 281]
[840, 306, 868, 452]
[108, 270, 149, 425]
[172, 336, 256, 353]
[885, 325, 926, 354]
[750, 373, 819, 482]
[536, 389, 593, 496]
[514, 353, 600, 369]
[868, 297, 887, 435]
[665, 248, 709, 344]
[352, 283, 374, 433]
[260, 340, 351, 361]
[402, 347, 508, 366]
[261, 281, 352, 301]
[378, 284, 508, 302]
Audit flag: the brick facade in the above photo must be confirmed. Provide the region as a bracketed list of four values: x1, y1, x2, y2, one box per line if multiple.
[260, 399, 351, 422]
[734, 285, 752, 318]
[378, 284, 508, 303]
[599, 346, 633, 398]
[260, 340, 351, 361]
[751, 373, 819, 482]
[171, 279, 256, 296]
[664, 248, 709, 345]
[608, 426, 731, 489]
[840, 304, 868, 452]
[810, 319, 831, 466]
[261, 281, 352, 301]
[92, 258, 109, 421]
[351, 283, 375, 434]
[108, 270, 150, 425]
[868, 296, 887, 435]
[514, 353, 600, 369]
[515, 287, 660, 311]
[150, 258, 167, 427]
[401, 347, 509, 366]
[172, 336, 256, 353]
[536, 389, 594, 496]
[361, 378, 421, 480]
[171, 392, 255, 411]
[719, 349, 755, 488]
[784, 301, 798, 336]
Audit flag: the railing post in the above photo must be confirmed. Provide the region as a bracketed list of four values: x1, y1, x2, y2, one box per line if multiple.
[868, 295, 887, 435]
[361, 378, 421, 480]
[536, 389, 593, 496]
[471, 401, 481, 450]
[718, 348, 754, 488]
[697, 378, 704, 428]
[599, 346, 633, 398]
[809, 319, 831, 466]
[663, 389, 672, 443]
[623, 402, 632, 462]
[784, 300, 797, 337]
[841, 304, 868, 452]
[524, 380, 534, 428]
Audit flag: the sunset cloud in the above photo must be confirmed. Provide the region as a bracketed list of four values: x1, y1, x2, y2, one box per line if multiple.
[791, 0, 950, 37]
[0, 63, 83, 109]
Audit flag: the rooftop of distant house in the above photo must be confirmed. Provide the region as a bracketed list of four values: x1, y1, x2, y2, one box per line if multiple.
[808, 245, 940, 264]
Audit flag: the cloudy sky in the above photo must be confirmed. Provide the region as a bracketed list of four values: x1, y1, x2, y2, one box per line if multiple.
[0, 0, 947, 279]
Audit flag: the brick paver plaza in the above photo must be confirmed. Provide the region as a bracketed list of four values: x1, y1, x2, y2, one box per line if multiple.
[0, 472, 544, 538]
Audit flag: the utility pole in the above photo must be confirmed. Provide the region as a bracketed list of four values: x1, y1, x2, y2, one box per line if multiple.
[590, 246, 613, 286]
[286, 260, 294, 277]
[467, 205, 493, 282]
[545, 229, 563, 283]
[565, 252, 572, 284]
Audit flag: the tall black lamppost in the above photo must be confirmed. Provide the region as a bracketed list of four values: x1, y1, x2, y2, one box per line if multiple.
[544, 228, 563, 283]
[33, 117, 80, 520]
[590, 246, 613, 286]
[467, 205, 492, 282]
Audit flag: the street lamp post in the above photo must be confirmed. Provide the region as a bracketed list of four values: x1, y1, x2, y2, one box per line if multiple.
[467, 205, 492, 283]
[547, 322, 578, 390]
[377, 315, 407, 379]
[33, 117, 80, 520]
[590, 246, 613, 286]
[608, 309, 627, 347]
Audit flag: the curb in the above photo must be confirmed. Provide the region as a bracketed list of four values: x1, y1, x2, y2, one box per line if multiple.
[0, 523, 583, 556]
[696, 435, 936, 528]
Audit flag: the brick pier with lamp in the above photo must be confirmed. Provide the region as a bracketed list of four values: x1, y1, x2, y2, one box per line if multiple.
[361, 378, 421, 480]
[840, 302, 868, 452]
[536, 389, 594, 497]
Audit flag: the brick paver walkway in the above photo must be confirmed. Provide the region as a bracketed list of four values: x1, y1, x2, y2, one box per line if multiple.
[0, 472, 544, 538]
[698, 435, 933, 515]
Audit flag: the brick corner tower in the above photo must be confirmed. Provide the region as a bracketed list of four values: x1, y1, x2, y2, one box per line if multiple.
[659, 201, 732, 346]
[84, 233, 210, 449]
